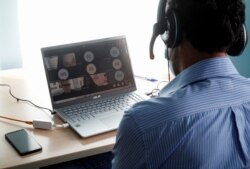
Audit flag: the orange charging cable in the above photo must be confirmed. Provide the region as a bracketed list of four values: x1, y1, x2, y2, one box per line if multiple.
[0, 115, 33, 125]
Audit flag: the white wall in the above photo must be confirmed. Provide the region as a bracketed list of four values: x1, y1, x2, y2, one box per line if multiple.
[18, 0, 167, 79]
[0, 0, 22, 70]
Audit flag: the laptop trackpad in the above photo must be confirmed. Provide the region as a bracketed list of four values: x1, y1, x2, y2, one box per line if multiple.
[100, 114, 123, 129]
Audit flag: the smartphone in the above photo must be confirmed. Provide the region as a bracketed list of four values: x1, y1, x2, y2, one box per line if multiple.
[5, 129, 42, 156]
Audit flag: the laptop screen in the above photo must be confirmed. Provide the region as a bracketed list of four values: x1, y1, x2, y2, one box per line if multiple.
[41, 36, 136, 107]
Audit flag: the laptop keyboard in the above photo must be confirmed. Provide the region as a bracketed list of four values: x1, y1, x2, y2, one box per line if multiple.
[62, 93, 144, 123]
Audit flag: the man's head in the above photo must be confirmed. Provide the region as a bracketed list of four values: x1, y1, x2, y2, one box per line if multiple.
[149, 0, 247, 75]
[167, 0, 246, 54]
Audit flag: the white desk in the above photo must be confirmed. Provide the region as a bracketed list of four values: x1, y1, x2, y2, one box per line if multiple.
[0, 69, 161, 169]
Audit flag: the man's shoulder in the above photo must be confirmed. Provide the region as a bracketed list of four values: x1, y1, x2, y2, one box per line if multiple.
[126, 96, 181, 131]
[126, 76, 250, 132]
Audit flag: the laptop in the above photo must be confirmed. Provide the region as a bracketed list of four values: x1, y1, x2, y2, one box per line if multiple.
[41, 35, 147, 137]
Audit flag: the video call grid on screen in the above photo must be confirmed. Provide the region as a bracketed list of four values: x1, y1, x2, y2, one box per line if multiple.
[42, 37, 136, 104]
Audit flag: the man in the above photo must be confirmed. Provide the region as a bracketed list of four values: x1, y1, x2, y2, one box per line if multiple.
[112, 0, 250, 168]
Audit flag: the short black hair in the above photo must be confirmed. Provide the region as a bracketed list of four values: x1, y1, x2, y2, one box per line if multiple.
[168, 0, 246, 53]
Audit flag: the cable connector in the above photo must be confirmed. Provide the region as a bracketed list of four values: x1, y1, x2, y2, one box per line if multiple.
[53, 123, 69, 128]
[33, 119, 54, 130]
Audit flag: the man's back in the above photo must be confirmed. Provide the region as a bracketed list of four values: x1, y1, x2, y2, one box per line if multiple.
[112, 57, 250, 169]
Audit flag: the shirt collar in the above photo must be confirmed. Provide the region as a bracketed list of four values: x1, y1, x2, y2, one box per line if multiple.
[159, 56, 239, 96]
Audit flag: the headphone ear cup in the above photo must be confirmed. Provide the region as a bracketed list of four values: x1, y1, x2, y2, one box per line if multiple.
[227, 24, 248, 56]
[161, 9, 182, 48]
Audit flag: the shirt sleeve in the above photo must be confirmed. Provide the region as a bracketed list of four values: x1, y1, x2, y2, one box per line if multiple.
[112, 111, 146, 169]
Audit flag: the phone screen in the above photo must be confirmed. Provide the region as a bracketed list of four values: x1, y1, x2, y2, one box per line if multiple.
[5, 129, 42, 156]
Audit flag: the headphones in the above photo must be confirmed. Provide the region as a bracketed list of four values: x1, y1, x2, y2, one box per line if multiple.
[149, 0, 248, 60]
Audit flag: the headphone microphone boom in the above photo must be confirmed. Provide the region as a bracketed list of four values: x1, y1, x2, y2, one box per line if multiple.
[149, 0, 182, 60]
[149, 22, 167, 60]
[150, 0, 169, 60]
[149, 0, 248, 60]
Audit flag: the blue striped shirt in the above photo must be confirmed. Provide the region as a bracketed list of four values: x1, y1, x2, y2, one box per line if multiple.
[112, 56, 250, 169]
